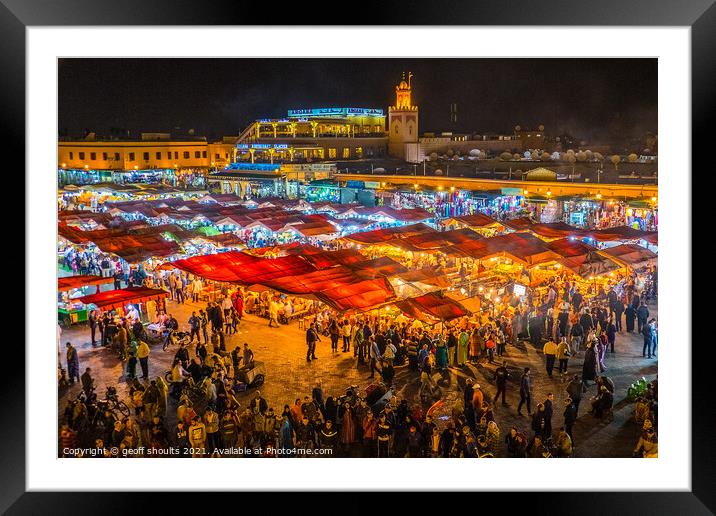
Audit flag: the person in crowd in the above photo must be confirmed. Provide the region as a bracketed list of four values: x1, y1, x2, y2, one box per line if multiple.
[493, 360, 509, 406]
[517, 367, 532, 416]
[66, 343, 80, 384]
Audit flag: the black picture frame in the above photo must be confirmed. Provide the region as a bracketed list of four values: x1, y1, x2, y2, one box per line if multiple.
[3, 0, 712, 512]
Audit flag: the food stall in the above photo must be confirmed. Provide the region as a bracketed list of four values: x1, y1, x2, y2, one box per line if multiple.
[57, 275, 114, 326]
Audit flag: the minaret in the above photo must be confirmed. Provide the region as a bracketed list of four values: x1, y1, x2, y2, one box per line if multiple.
[388, 72, 419, 158]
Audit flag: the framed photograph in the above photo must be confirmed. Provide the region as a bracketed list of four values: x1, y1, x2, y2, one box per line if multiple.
[5, 0, 712, 511]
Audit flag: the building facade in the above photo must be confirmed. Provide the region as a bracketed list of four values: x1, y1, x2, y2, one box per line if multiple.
[57, 135, 237, 171]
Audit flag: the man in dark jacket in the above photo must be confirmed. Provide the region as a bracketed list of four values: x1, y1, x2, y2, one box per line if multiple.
[637, 303, 650, 334]
[543, 393, 554, 441]
[517, 367, 532, 416]
[493, 361, 510, 406]
[563, 398, 577, 445]
[614, 298, 625, 332]
[566, 374, 587, 415]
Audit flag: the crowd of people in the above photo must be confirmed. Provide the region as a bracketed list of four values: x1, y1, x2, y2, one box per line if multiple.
[60, 263, 657, 458]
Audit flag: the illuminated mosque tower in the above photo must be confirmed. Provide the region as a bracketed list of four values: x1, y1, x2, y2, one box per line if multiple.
[388, 72, 419, 159]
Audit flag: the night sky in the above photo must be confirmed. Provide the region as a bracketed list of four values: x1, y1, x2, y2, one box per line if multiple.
[58, 58, 657, 143]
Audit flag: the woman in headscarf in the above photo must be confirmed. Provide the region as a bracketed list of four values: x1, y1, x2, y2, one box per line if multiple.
[582, 340, 599, 384]
[486, 420, 501, 455]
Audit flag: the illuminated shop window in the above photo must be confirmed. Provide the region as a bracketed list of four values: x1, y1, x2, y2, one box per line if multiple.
[342, 148, 350, 158]
[328, 148, 337, 158]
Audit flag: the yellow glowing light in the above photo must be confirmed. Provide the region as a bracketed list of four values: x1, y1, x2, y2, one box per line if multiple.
[555, 263, 561, 268]
[546, 191, 552, 196]
[174, 164, 178, 168]
[478, 286, 484, 292]
[84, 164, 89, 169]
[450, 186, 455, 192]
[61, 163, 66, 168]
[381, 182, 386, 187]
[523, 190, 529, 195]
[134, 165, 138, 170]
[438, 186, 444, 191]
[651, 197, 657, 202]
[414, 184, 419, 189]
[596, 193, 602, 199]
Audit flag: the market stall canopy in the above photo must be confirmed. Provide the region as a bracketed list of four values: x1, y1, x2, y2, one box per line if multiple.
[600, 244, 658, 268]
[501, 217, 535, 232]
[450, 232, 562, 267]
[390, 227, 483, 252]
[583, 226, 658, 245]
[342, 223, 433, 245]
[261, 265, 371, 295]
[546, 237, 595, 258]
[559, 251, 622, 278]
[395, 268, 452, 288]
[58, 275, 114, 292]
[160, 251, 316, 284]
[286, 221, 340, 238]
[77, 287, 168, 310]
[197, 233, 245, 248]
[314, 277, 397, 312]
[448, 213, 502, 228]
[528, 222, 586, 240]
[394, 292, 471, 322]
[302, 248, 366, 269]
[347, 256, 409, 277]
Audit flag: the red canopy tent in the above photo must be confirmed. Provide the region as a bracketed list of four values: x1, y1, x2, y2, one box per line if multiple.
[395, 268, 452, 288]
[302, 248, 366, 269]
[583, 226, 658, 244]
[77, 287, 168, 310]
[600, 244, 658, 268]
[450, 232, 562, 267]
[348, 256, 409, 277]
[501, 217, 535, 232]
[58, 275, 114, 292]
[342, 223, 433, 245]
[546, 237, 595, 258]
[528, 222, 586, 240]
[559, 251, 623, 278]
[161, 251, 316, 284]
[394, 292, 471, 322]
[449, 213, 502, 228]
[314, 277, 397, 312]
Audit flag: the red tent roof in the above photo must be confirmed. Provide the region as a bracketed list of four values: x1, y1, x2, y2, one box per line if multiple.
[451, 232, 561, 266]
[302, 249, 366, 269]
[314, 277, 397, 312]
[58, 275, 114, 291]
[348, 256, 409, 277]
[392, 227, 483, 251]
[394, 292, 471, 322]
[162, 251, 316, 284]
[450, 213, 502, 228]
[546, 238, 595, 258]
[583, 226, 658, 244]
[78, 287, 168, 309]
[528, 222, 586, 240]
[559, 252, 622, 278]
[600, 244, 657, 268]
[342, 223, 433, 244]
[501, 217, 535, 231]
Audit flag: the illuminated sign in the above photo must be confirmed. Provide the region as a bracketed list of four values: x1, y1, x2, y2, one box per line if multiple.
[287, 107, 384, 118]
[226, 163, 282, 171]
[237, 144, 288, 150]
